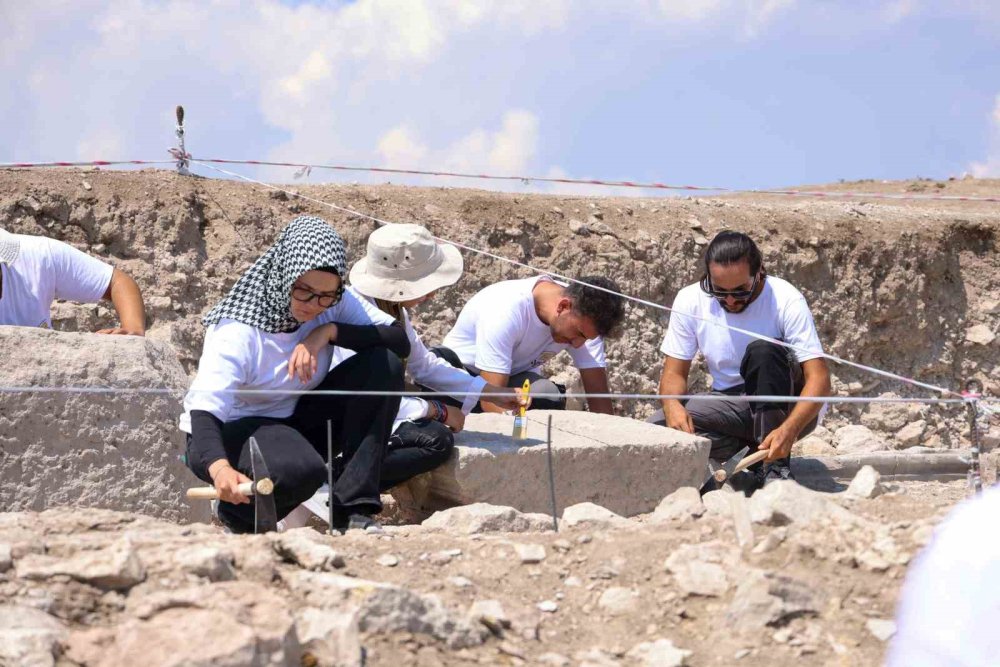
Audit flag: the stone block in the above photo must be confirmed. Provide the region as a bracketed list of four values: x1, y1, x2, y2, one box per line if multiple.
[0, 327, 205, 523]
[392, 410, 710, 517]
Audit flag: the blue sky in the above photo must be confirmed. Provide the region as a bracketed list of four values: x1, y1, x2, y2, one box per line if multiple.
[2, 1, 1000, 194]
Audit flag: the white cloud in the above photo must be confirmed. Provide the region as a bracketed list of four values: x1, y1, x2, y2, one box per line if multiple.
[653, 0, 796, 37]
[881, 0, 917, 24]
[377, 126, 428, 168]
[969, 94, 1000, 177]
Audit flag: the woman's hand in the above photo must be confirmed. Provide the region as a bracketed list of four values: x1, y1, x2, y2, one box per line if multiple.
[480, 384, 532, 412]
[288, 323, 337, 382]
[209, 461, 252, 504]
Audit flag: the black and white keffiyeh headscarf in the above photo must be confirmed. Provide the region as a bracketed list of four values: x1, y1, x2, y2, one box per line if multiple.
[202, 216, 348, 333]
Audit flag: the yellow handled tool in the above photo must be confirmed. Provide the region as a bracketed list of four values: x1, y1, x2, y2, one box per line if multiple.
[512, 379, 530, 440]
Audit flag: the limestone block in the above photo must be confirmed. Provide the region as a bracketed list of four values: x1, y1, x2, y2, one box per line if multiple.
[0, 327, 204, 523]
[393, 410, 710, 517]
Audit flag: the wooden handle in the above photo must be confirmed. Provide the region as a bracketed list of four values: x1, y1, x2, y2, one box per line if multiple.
[185, 478, 273, 500]
[731, 450, 769, 475]
[714, 450, 771, 483]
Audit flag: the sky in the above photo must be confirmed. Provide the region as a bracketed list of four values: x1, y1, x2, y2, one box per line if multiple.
[2, 0, 1000, 195]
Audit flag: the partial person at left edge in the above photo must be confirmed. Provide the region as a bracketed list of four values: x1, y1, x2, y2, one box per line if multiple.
[0, 228, 146, 334]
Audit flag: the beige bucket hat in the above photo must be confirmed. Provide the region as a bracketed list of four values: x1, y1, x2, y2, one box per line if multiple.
[0, 229, 20, 265]
[349, 223, 463, 301]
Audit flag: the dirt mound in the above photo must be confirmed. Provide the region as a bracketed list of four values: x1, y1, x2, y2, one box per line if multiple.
[0, 478, 967, 666]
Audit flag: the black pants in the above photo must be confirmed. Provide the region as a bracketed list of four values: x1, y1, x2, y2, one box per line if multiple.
[648, 340, 816, 469]
[187, 347, 403, 532]
[380, 419, 455, 491]
[428, 346, 566, 411]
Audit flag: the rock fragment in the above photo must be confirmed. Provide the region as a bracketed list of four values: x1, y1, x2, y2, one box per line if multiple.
[835, 425, 889, 454]
[468, 599, 511, 635]
[17, 538, 146, 591]
[0, 604, 66, 667]
[866, 618, 897, 642]
[726, 570, 821, 632]
[561, 502, 629, 529]
[650, 487, 705, 522]
[846, 465, 884, 499]
[296, 607, 363, 667]
[626, 638, 692, 666]
[966, 324, 996, 346]
[664, 541, 741, 597]
[513, 543, 547, 564]
[271, 529, 345, 571]
[174, 546, 236, 581]
[422, 503, 552, 535]
[597, 587, 640, 616]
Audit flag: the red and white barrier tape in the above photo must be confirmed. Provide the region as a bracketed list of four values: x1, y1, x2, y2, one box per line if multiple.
[3, 155, 999, 203]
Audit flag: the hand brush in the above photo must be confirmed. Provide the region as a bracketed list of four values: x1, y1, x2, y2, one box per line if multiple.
[512, 378, 530, 440]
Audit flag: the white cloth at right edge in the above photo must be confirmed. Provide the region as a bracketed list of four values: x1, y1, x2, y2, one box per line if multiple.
[888, 487, 1000, 666]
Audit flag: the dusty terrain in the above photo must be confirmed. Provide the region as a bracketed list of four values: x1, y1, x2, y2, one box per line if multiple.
[0, 477, 970, 667]
[1, 169, 998, 666]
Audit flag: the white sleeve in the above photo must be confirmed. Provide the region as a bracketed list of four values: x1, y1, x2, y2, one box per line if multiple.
[568, 336, 606, 370]
[182, 322, 254, 426]
[660, 291, 699, 361]
[404, 311, 486, 414]
[46, 238, 114, 303]
[317, 286, 396, 327]
[471, 307, 522, 375]
[396, 397, 430, 422]
[781, 297, 824, 363]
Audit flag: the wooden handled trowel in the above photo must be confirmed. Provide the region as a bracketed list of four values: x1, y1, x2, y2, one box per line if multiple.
[698, 446, 769, 496]
[186, 437, 278, 533]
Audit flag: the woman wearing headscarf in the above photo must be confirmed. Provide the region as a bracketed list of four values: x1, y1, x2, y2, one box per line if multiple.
[289, 223, 525, 491]
[180, 215, 409, 533]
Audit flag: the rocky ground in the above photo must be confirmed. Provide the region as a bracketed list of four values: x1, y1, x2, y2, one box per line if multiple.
[0, 473, 970, 667]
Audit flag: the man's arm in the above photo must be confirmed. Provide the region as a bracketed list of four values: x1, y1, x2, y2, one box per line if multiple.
[98, 268, 145, 335]
[478, 370, 511, 413]
[758, 357, 831, 461]
[579, 367, 613, 415]
[658, 356, 694, 433]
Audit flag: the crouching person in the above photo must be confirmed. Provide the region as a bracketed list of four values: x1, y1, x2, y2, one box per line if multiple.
[297, 223, 528, 492]
[0, 227, 145, 334]
[649, 231, 830, 492]
[179, 216, 409, 534]
[434, 274, 625, 414]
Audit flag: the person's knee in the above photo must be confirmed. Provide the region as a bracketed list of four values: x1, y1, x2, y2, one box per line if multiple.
[744, 339, 788, 364]
[423, 422, 455, 463]
[528, 379, 566, 410]
[354, 346, 405, 389]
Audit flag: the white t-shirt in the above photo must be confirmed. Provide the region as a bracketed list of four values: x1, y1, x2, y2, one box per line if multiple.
[329, 288, 488, 424]
[0, 231, 114, 329]
[888, 488, 1000, 666]
[660, 276, 823, 391]
[442, 276, 607, 377]
[179, 287, 395, 432]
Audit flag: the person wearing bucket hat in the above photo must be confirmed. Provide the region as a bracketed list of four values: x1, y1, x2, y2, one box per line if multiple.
[289, 223, 527, 493]
[180, 216, 411, 534]
[0, 228, 145, 334]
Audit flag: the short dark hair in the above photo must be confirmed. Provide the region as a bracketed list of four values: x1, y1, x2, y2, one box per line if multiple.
[703, 230, 763, 275]
[565, 276, 626, 337]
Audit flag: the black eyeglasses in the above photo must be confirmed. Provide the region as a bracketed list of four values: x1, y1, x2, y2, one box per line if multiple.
[701, 271, 761, 301]
[291, 284, 340, 308]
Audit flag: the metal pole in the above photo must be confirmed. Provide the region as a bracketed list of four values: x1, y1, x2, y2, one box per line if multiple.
[327, 419, 335, 534]
[966, 380, 983, 495]
[174, 105, 190, 175]
[546, 415, 558, 532]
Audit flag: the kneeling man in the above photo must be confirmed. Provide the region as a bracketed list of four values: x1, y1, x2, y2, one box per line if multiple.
[435, 275, 625, 414]
[649, 231, 830, 489]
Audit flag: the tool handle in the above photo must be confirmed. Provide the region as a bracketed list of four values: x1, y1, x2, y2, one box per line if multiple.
[186, 478, 273, 500]
[519, 378, 531, 417]
[731, 450, 769, 475]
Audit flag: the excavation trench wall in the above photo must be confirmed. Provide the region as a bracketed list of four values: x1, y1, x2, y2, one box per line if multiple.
[1, 169, 998, 446]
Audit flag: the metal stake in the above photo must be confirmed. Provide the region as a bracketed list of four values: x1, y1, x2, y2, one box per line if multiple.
[966, 380, 984, 495]
[174, 105, 190, 175]
[546, 415, 558, 532]
[327, 419, 335, 534]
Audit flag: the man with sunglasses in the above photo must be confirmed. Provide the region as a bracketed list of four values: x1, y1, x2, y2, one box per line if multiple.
[649, 231, 830, 492]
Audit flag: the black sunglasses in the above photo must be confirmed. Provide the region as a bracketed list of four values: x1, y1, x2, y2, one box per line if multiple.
[700, 271, 761, 301]
[291, 284, 340, 308]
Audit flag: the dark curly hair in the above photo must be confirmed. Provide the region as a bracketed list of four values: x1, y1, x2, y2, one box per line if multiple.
[564, 276, 626, 337]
